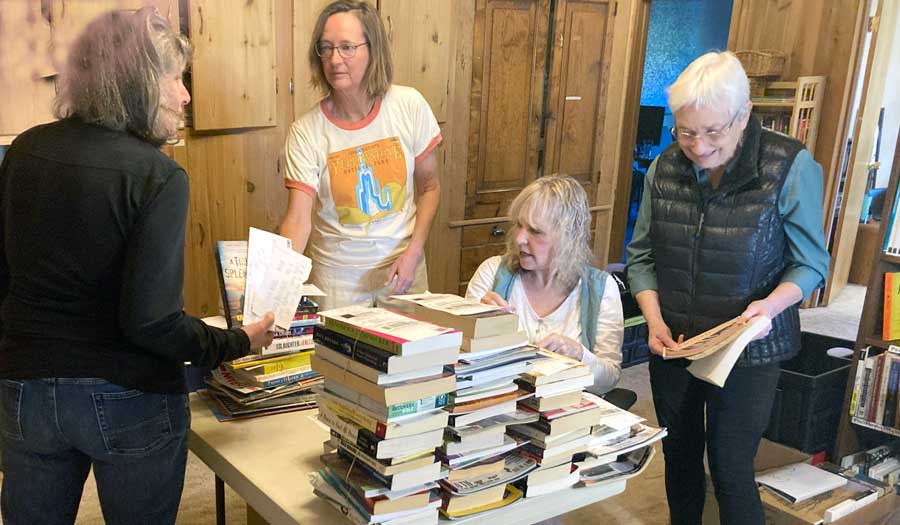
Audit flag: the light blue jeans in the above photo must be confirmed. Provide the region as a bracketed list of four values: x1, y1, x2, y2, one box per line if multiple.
[0, 378, 190, 525]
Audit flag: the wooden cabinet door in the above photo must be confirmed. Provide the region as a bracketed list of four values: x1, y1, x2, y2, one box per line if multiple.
[543, 0, 614, 204]
[189, 0, 277, 130]
[467, 0, 552, 221]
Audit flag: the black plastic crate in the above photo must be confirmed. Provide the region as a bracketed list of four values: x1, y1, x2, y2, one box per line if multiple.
[622, 322, 650, 368]
[764, 332, 853, 456]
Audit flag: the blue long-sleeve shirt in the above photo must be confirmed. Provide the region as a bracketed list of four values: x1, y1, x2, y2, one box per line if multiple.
[626, 148, 830, 300]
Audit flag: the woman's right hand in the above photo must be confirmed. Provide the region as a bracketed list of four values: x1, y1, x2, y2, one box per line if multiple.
[241, 312, 276, 350]
[646, 318, 682, 356]
[480, 291, 515, 313]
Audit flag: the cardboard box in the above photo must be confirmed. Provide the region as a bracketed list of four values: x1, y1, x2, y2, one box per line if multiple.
[702, 439, 900, 525]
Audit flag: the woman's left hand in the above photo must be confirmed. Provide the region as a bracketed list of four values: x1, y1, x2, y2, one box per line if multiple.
[538, 333, 584, 361]
[740, 299, 774, 341]
[385, 247, 422, 294]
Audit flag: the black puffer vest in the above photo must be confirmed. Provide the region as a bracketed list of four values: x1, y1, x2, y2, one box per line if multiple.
[650, 117, 804, 367]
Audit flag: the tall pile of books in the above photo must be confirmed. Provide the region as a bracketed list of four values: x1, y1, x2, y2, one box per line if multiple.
[505, 350, 601, 497]
[395, 294, 541, 519]
[309, 305, 462, 525]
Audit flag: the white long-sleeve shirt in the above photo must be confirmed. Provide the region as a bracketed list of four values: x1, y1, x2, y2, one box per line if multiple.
[465, 256, 623, 394]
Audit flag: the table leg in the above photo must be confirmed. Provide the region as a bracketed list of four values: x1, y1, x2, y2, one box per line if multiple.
[215, 475, 225, 525]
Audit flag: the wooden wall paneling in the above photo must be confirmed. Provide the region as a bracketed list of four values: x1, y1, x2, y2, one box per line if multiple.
[50, 0, 180, 73]
[826, 0, 897, 304]
[728, 0, 868, 305]
[466, 0, 551, 220]
[608, 0, 651, 264]
[596, 0, 649, 265]
[429, 0, 475, 294]
[0, 1, 55, 139]
[380, 0, 452, 123]
[189, 0, 276, 130]
[291, 0, 333, 117]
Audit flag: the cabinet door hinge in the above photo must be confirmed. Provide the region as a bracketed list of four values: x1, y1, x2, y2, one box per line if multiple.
[613, 1, 618, 16]
[289, 78, 295, 95]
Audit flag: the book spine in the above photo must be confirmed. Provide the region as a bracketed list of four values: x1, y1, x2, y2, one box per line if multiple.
[850, 347, 869, 416]
[314, 328, 392, 372]
[255, 355, 313, 374]
[261, 334, 314, 355]
[857, 352, 874, 419]
[319, 396, 388, 438]
[885, 273, 896, 340]
[272, 325, 315, 338]
[258, 369, 318, 388]
[335, 443, 391, 486]
[868, 355, 886, 422]
[882, 359, 900, 427]
[386, 393, 450, 419]
[323, 318, 404, 355]
[319, 407, 379, 457]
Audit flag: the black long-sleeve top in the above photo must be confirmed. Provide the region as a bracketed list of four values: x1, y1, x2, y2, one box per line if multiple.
[0, 118, 249, 393]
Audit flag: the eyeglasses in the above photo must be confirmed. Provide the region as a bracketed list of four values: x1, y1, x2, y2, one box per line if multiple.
[316, 42, 368, 59]
[670, 112, 739, 145]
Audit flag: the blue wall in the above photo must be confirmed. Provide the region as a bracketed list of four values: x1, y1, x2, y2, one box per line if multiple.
[639, 0, 733, 152]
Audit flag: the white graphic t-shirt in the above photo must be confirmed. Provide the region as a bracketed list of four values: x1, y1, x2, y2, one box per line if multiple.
[284, 85, 441, 268]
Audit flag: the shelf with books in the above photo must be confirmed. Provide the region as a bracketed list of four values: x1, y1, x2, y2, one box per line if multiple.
[835, 128, 900, 459]
[852, 417, 900, 438]
[751, 76, 825, 152]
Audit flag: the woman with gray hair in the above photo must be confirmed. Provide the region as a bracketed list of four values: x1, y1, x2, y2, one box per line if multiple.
[626, 51, 829, 524]
[466, 175, 624, 397]
[0, 8, 273, 523]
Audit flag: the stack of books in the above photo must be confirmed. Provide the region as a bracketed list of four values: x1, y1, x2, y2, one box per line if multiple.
[200, 313, 322, 421]
[573, 395, 665, 485]
[507, 350, 600, 497]
[850, 345, 900, 435]
[394, 294, 540, 519]
[309, 305, 462, 525]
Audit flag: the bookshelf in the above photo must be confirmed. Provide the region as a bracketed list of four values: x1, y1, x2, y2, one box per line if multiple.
[834, 129, 900, 458]
[752, 76, 825, 152]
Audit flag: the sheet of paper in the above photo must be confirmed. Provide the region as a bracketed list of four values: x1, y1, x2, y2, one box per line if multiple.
[392, 293, 501, 316]
[242, 228, 291, 325]
[250, 243, 312, 329]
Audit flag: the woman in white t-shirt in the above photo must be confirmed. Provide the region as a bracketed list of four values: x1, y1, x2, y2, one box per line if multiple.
[280, 1, 441, 310]
[465, 176, 626, 398]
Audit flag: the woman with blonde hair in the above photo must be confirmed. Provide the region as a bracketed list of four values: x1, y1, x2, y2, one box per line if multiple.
[627, 51, 829, 524]
[280, 0, 441, 310]
[466, 175, 624, 398]
[0, 9, 273, 523]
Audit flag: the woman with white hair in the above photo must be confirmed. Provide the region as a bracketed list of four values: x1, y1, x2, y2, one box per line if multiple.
[626, 51, 829, 524]
[466, 175, 625, 399]
[0, 8, 274, 523]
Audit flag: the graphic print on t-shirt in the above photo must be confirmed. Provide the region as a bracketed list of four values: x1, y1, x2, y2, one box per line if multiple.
[327, 137, 407, 225]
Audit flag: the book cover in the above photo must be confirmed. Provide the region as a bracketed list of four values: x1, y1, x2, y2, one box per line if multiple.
[885, 272, 900, 340]
[393, 293, 519, 339]
[215, 240, 248, 328]
[686, 316, 772, 387]
[320, 305, 461, 356]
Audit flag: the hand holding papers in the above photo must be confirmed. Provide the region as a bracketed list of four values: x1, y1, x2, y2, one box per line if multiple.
[242, 227, 292, 325]
[662, 315, 772, 387]
[251, 244, 312, 330]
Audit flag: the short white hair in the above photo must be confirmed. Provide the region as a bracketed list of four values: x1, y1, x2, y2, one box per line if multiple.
[667, 51, 750, 118]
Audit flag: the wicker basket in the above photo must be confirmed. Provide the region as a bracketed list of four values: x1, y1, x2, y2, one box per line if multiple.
[735, 50, 786, 78]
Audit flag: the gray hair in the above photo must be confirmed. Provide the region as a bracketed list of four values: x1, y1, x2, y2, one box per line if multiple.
[504, 175, 594, 291]
[667, 51, 750, 118]
[54, 7, 191, 146]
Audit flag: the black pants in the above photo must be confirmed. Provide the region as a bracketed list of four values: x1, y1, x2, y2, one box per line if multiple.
[648, 354, 781, 525]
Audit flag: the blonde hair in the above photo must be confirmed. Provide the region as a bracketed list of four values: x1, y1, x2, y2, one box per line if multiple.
[309, 1, 393, 98]
[504, 175, 594, 291]
[667, 51, 750, 118]
[54, 7, 191, 146]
